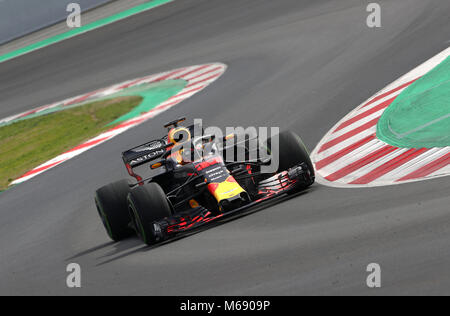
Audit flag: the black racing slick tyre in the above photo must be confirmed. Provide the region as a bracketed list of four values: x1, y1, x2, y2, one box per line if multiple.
[127, 183, 172, 245]
[95, 180, 134, 242]
[276, 130, 315, 177]
[267, 130, 315, 194]
[267, 130, 315, 177]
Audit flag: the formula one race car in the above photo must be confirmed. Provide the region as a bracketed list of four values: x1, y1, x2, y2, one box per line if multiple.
[95, 118, 315, 245]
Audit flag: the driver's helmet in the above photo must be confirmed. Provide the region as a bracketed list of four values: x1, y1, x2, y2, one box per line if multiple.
[167, 127, 191, 165]
[168, 127, 191, 145]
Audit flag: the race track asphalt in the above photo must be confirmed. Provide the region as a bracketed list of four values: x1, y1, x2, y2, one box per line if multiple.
[1, 0, 450, 295]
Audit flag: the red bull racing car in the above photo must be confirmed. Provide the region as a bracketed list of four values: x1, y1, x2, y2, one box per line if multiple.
[95, 118, 315, 245]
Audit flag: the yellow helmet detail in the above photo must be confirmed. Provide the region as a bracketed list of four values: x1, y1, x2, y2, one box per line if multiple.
[168, 127, 191, 145]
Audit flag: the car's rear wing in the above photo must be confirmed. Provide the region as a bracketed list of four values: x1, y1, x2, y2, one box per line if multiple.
[122, 122, 204, 182]
[122, 139, 168, 168]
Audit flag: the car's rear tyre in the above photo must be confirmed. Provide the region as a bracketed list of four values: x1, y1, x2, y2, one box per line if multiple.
[127, 183, 172, 245]
[95, 180, 134, 242]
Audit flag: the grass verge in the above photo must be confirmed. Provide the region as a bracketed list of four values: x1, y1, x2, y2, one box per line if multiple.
[0, 96, 142, 190]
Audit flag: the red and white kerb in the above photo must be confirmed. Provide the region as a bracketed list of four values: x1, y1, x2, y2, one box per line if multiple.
[311, 48, 450, 188]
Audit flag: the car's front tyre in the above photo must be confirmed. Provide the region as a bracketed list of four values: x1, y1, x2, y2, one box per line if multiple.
[275, 130, 315, 178]
[266, 130, 315, 193]
[127, 183, 172, 245]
